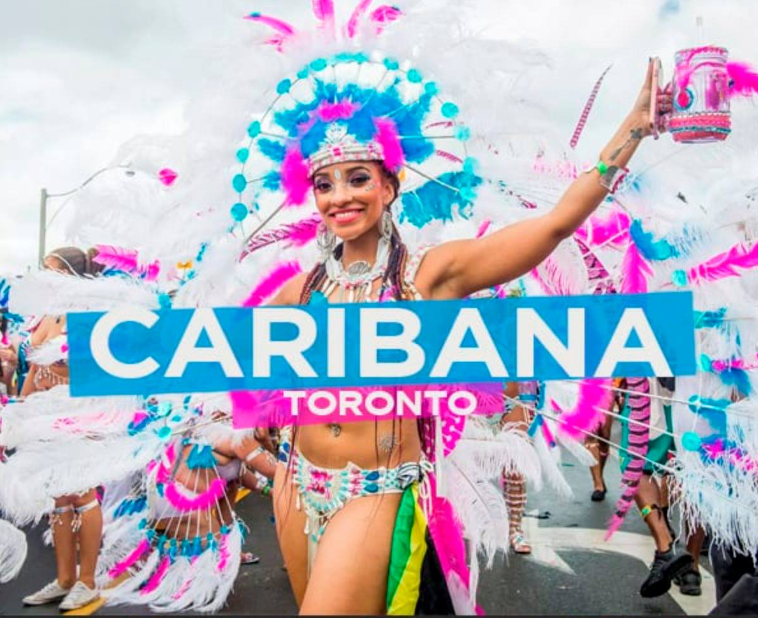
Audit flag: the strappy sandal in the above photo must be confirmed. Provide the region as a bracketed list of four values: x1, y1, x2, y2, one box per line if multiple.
[240, 552, 261, 565]
[510, 533, 532, 555]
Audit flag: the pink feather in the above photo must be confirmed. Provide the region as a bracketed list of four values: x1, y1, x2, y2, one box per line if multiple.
[605, 377, 651, 539]
[155, 444, 177, 484]
[620, 243, 652, 293]
[109, 539, 150, 578]
[553, 379, 614, 440]
[242, 261, 302, 307]
[424, 475, 471, 596]
[312, 0, 335, 33]
[476, 219, 491, 238]
[140, 261, 160, 282]
[243, 12, 296, 35]
[317, 99, 359, 122]
[164, 478, 226, 512]
[93, 245, 139, 272]
[530, 255, 582, 296]
[373, 118, 405, 171]
[286, 216, 320, 247]
[575, 209, 630, 247]
[217, 532, 231, 572]
[346, 0, 373, 38]
[141, 555, 171, 595]
[281, 147, 311, 206]
[687, 242, 758, 284]
[369, 5, 402, 31]
[727, 61, 758, 98]
[436, 149, 463, 164]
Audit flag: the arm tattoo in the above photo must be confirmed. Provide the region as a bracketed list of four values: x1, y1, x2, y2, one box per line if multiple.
[608, 127, 643, 162]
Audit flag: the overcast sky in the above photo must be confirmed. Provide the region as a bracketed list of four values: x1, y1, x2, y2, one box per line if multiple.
[2, 0, 758, 273]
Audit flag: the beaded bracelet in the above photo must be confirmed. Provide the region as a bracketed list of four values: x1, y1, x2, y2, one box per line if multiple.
[594, 160, 630, 194]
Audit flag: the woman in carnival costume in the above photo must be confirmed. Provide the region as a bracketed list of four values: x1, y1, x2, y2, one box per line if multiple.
[233, 3, 663, 609]
[4, 2, 758, 614]
[14, 248, 105, 610]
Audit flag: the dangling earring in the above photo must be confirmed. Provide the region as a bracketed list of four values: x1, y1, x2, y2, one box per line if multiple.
[380, 209, 393, 240]
[317, 222, 336, 262]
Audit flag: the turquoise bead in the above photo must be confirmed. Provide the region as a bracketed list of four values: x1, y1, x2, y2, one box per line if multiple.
[454, 125, 471, 141]
[231, 202, 248, 221]
[671, 269, 688, 287]
[310, 58, 327, 71]
[424, 82, 438, 95]
[383, 58, 399, 70]
[407, 69, 422, 83]
[699, 353, 713, 372]
[232, 174, 247, 192]
[247, 121, 261, 138]
[157, 426, 172, 441]
[441, 102, 459, 118]
[463, 157, 478, 174]
[276, 79, 292, 94]
[236, 148, 250, 163]
[682, 431, 702, 452]
[297, 67, 309, 79]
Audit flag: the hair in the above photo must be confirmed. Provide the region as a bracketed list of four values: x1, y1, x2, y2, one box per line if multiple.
[45, 247, 105, 277]
[299, 165, 412, 303]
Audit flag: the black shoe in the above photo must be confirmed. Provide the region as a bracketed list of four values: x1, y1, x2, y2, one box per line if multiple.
[591, 489, 607, 502]
[674, 568, 702, 596]
[640, 548, 694, 598]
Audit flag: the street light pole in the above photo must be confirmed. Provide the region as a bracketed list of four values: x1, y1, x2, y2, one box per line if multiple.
[36, 165, 133, 269]
[38, 188, 48, 267]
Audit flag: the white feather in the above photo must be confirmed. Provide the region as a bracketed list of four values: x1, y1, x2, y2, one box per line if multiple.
[0, 519, 27, 583]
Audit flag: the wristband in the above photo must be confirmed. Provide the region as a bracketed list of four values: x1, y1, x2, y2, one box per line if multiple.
[594, 160, 629, 194]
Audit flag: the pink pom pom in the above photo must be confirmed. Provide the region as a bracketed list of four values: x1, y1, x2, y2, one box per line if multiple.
[158, 168, 178, 186]
[281, 147, 311, 206]
[373, 118, 404, 172]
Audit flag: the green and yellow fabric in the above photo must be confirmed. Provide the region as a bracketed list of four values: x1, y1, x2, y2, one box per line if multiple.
[386, 484, 455, 615]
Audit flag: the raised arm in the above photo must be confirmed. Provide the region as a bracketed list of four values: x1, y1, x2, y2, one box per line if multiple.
[419, 60, 661, 300]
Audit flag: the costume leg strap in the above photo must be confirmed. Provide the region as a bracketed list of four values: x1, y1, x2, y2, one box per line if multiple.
[49, 504, 73, 527]
[72, 499, 99, 533]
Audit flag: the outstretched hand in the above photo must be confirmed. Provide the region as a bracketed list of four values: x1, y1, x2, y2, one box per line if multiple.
[629, 58, 674, 137]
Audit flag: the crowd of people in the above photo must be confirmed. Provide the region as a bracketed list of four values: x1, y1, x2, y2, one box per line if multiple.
[2, 1, 758, 616]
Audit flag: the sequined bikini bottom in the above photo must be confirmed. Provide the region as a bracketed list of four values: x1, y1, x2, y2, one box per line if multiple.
[277, 426, 421, 571]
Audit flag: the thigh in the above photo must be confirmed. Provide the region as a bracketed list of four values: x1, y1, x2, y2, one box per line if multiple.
[300, 492, 402, 615]
[273, 463, 308, 607]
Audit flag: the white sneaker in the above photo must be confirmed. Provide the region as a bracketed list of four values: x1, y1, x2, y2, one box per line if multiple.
[22, 580, 72, 605]
[58, 581, 99, 610]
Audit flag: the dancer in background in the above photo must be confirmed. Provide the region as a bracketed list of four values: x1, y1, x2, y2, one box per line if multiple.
[20, 248, 105, 610]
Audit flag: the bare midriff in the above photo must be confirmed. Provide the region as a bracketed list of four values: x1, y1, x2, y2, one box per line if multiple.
[296, 419, 422, 470]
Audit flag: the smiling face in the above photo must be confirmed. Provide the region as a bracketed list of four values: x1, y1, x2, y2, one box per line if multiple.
[312, 161, 396, 241]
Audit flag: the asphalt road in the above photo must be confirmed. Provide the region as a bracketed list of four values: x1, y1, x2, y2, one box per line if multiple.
[1, 455, 716, 616]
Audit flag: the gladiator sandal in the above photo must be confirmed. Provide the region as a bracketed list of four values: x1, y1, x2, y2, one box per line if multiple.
[504, 474, 531, 554]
